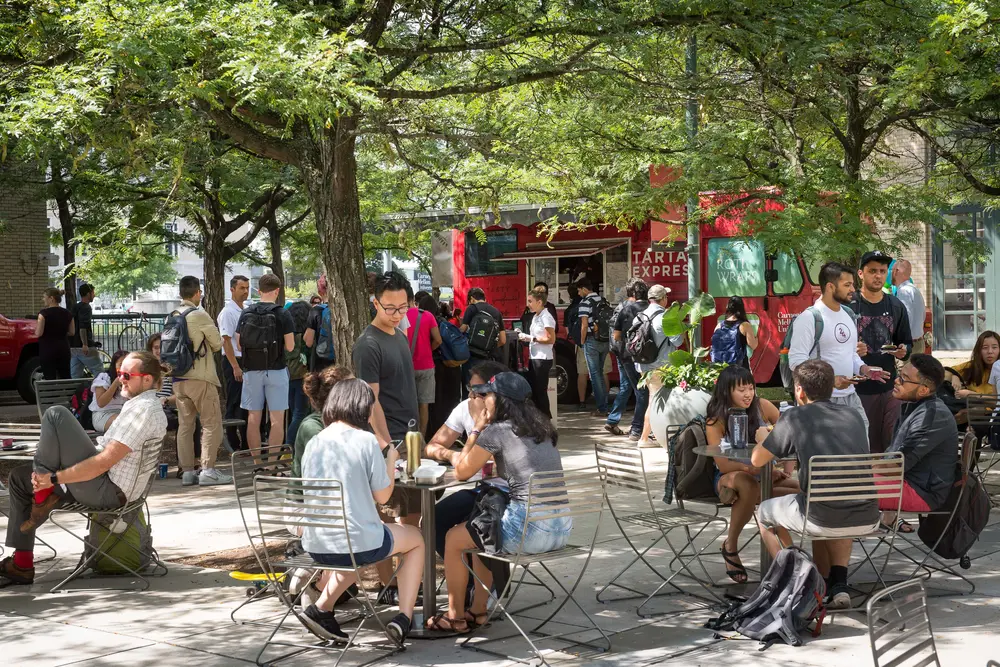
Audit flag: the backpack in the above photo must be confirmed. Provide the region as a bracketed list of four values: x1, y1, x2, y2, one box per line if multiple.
[593, 299, 615, 343]
[312, 304, 336, 365]
[564, 299, 582, 345]
[467, 308, 501, 358]
[69, 383, 94, 431]
[437, 318, 470, 367]
[240, 303, 282, 372]
[918, 466, 991, 560]
[664, 417, 717, 502]
[160, 307, 205, 377]
[706, 547, 827, 649]
[286, 333, 308, 380]
[624, 310, 666, 365]
[712, 320, 746, 364]
[85, 506, 154, 575]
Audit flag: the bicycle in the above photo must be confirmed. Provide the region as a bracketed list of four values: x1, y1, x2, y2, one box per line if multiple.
[118, 312, 151, 351]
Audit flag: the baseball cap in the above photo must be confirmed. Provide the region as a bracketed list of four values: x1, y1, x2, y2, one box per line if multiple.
[859, 250, 893, 269]
[648, 284, 671, 300]
[469, 372, 533, 402]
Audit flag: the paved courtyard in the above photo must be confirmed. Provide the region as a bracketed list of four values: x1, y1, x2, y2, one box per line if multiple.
[2, 409, 999, 666]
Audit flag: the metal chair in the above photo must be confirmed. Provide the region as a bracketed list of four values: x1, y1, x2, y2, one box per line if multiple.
[252, 475, 403, 667]
[460, 468, 611, 667]
[46, 437, 169, 592]
[594, 442, 728, 612]
[34, 378, 91, 420]
[0, 480, 56, 562]
[866, 579, 940, 667]
[966, 395, 1000, 481]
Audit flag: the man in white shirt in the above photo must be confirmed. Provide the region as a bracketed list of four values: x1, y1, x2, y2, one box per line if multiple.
[892, 259, 927, 354]
[788, 261, 882, 435]
[217, 275, 250, 451]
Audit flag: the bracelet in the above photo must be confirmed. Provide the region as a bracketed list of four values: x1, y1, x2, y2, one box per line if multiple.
[470, 429, 481, 437]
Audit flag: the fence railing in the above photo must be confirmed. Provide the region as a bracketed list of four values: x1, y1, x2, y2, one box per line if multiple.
[91, 313, 170, 353]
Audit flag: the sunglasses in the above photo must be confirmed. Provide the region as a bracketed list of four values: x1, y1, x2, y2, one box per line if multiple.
[117, 371, 152, 381]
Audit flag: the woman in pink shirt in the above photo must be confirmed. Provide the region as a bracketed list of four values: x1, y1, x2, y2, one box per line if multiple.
[407, 292, 442, 434]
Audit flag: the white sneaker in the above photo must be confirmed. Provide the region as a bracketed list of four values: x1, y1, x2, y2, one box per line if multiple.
[637, 440, 658, 449]
[181, 470, 200, 486]
[199, 468, 233, 486]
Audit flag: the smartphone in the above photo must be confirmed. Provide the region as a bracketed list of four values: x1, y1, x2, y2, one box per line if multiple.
[383, 440, 405, 458]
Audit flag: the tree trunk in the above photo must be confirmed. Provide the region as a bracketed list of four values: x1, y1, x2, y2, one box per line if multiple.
[51, 159, 77, 308]
[301, 116, 368, 368]
[267, 212, 286, 306]
[202, 224, 228, 320]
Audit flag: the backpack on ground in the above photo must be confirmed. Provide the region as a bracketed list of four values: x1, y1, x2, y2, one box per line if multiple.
[664, 416, 718, 502]
[160, 307, 206, 377]
[69, 383, 94, 431]
[240, 303, 282, 372]
[437, 317, 470, 367]
[918, 466, 991, 560]
[624, 310, 666, 365]
[467, 309, 501, 358]
[712, 320, 746, 364]
[705, 547, 827, 649]
[593, 299, 615, 343]
[85, 506, 154, 575]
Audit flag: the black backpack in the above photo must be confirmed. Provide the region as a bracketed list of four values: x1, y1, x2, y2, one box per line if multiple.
[624, 310, 666, 365]
[467, 308, 501, 358]
[918, 464, 991, 560]
[240, 303, 282, 371]
[593, 299, 615, 343]
[664, 417, 718, 502]
[161, 307, 205, 377]
[706, 547, 827, 649]
[564, 299, 582, 345]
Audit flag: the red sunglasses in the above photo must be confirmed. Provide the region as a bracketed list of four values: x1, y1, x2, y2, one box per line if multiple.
[117, 371, 152, 381]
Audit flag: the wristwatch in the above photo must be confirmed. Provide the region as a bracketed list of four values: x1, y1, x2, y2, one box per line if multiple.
[50, 472, 59, 486]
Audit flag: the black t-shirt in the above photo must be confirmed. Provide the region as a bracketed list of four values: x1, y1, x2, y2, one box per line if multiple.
[762, 400, 880, 528]
[352, 324, 419, 441]
[614, 299, 647, 333]
[305, 304, 324, 337]
[851, 293, 912, 395]
[40, 307, 73, 346]
[70, 302, 92, 347]
[463, 301, 505, 361]
[236, 303, 296, 370]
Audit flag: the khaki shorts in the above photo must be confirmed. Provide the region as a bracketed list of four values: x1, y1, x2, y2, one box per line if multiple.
[414, 368, 435, 404]
[757, 495, 879, 538]
[576, 346, 612, 375]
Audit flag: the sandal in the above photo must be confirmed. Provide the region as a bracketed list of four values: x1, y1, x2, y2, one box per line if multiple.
[465, 610, 489, 628]
[721, 541, 748, 584]
[604, 424, 625, 436]
[879, 517, 914, 534]
[425, 613, 469, 633]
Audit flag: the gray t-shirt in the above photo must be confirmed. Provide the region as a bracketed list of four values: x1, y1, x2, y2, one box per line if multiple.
[352, 324, 418, 441]
[762, 400, 879, 528]
[301, 422, 392, 554]
[476, 422, 564, 503]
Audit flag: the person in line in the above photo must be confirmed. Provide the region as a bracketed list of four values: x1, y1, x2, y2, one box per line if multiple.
[576, 278, 612, 415]
[787, 261, 882, 434]
[951, 330, 999, 398]
[460, 287, 507, 376]
[420, 292, 460, 439]
[710, 296, 758, 369]
[407, 288, 442, 435]
[284, 300, 312, 448]
[892, 259, 927, 354]
[146, 334, 175, 409]
[882, 355, 959, 532]
[36, 288, 74, 380]
[851, 251, 912, 453]
[751, 359, 881, 610]
[172, 276, 227, 487]
[217, 275, 250, 451]
[299, 378, 424, 646]
[303, 276, 337, 373]
[428, 372, 570, 633]
[89, 350, 129, 434]
[69, 283, 104, 378]
[293, 365, 354, 477]
[309, 294, 322, 306]
[606, 278, 647, 438]
[519, 281, 558, 335]
[633, 284, 684, 445]
[519, 286, 556, 418]
[235, 273, 296, 461]
[707, 365, 799, 584]
[0, 351, 167, 585]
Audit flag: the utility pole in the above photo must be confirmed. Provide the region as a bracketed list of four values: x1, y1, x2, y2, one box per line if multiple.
[685, 34, 701, 338]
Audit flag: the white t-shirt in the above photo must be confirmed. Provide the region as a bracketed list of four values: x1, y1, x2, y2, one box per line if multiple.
[89, 373, 126, 414]
[529, 309, 556, 360]
[217, 300, 248, 358]
[989, 361, 1000, 393]
[895, 281, 925, 340]
[788, 299, 864, 397]
[444, 400, 477, 436]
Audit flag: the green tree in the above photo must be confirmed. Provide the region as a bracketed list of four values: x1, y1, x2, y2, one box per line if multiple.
[79, 231, 178, 301]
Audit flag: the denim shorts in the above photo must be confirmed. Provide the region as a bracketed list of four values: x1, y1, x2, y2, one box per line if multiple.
[500, 501, 572, 554]
[309, 526, 394, 567]
[240, 368, 290, 411]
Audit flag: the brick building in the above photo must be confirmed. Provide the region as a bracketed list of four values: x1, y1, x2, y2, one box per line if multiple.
[0, 165, 52, 319]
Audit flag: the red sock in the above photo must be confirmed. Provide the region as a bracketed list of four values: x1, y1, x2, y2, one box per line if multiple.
[33, 487, 54, 505]
[13, 550, 33, 569]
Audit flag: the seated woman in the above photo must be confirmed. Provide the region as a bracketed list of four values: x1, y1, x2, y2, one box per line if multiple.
[299, 378, 425, 646]
[951, 330, 999, 399]
[428, 372, 571, 633]
[707, 365, 799, 584]
[294, 365, 354, 477]
[89, 350, 129, 434]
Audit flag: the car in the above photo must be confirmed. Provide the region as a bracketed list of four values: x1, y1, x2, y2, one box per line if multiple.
[0, 314, 42, 404]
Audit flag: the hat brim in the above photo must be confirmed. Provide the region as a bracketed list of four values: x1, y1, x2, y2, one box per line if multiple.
[469, 383, 492, 395]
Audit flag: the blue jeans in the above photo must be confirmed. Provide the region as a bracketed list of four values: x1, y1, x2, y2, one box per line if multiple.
[500, 501, 573, 554]
[70, 348, 104, 378]
[584, 338, 610, 413]
[286, 378, 309, 447]
[622, 361, 647, 436]
[607, 356, 633, 427]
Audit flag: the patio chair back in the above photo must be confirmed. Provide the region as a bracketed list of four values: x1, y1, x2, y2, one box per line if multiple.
[866, 579, 940, 667]
[512, 468, 606, 557]
[35, 378, 90, 420]
[595, 442, 654, 501]
[117, 435, 165, 502]
[231, 446, 293, 570]
[965, 394, 1000, 432]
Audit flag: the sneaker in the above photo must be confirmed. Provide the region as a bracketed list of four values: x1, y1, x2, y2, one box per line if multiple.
[826, 585, 852, 610]
[181, 470, 200, 486]
[637, 439, 658, 449]
[628, 432, 641, 442]
[299, 604, 348, 643]
[199, 468, 233, 486]
[385, 613, 411, 646]
[574, 403, 589, 412]
[376, 585, 399, 606]
[0, 556, 34, 586]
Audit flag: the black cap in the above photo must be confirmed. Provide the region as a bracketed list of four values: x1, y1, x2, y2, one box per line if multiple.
[859, 250, 893, 269]
[470, 371, 532, 402]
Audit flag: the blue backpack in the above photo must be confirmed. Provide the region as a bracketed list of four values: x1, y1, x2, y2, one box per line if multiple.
[313, 304, 336, 364]
[711, 320, 747, 364]
[437, 318, 470, 367]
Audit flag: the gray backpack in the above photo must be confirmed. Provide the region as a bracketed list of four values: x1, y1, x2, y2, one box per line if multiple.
[706, 547, 826, 649]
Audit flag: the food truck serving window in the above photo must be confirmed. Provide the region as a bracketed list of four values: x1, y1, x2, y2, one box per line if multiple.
[464, 230, 518, 276]
[773, 252, 804, 295]
[707, 238, 766, 297]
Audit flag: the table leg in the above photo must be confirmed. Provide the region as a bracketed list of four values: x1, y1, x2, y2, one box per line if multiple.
[759, 460, 774, 572]
[421, 488, 437, 622]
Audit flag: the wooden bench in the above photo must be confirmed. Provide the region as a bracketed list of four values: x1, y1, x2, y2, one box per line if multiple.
[34, 378, 92, 421]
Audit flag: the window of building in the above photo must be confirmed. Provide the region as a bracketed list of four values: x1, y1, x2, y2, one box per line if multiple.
[706, 238, 766, 297]
[935, 210, 994, 350]
[464, 230, 518, 277]
[164, 222, 179, 258]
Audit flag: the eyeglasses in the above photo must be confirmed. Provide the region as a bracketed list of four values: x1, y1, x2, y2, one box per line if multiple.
[375, 298, 409, 317]
[117, 371, 152, 382]
[895, 375, 926, 388]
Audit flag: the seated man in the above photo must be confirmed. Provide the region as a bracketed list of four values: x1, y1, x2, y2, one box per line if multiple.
[1, 351, 168, 586]
[751, 359, 881, 610]
[882, 354, 958, 528]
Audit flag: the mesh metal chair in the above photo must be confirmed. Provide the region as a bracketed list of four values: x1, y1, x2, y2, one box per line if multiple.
[966, 395, 1000, 483]
[866, 579, 940, 667]
[253, 475, 403, 667]
[47, 437, 169, 592]
[34, 378, 91, 420]
[460, 468, 610, 667]
[594, 442, 728, 612]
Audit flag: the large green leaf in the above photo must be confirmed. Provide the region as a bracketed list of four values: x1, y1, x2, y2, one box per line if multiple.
[687, 292, 717, 327]
[693, 346, 710, 360]
[668, 349, 694, 366]
[661, 302, 692, 337]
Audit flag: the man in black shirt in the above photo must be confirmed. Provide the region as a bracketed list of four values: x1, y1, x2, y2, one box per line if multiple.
[851, 251, 912, 452]
[69, 283, 104, 378]
[606, 278, 648, 439]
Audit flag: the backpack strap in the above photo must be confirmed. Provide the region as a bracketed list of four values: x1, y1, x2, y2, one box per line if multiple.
[175, 307, 207, 358]
[808, 306, 824, 359]
[409, 309, 423, 356]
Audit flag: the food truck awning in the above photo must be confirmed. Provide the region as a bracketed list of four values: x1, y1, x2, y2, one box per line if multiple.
[494, 238, 629, 261]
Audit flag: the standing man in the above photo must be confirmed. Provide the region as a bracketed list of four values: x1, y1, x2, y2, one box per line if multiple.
[852, 252, 912, 452]
[606, 278, 649, 439]
[460, 288, 507, 387]
[217, 275, 250, 451]
[576, 278, 611, 416]
[69, 283, 103, 378]
[171, 276, 228, 486]
[788, 262, 881, 434]
[892, 259, 927, 354]
[235, 274, 295, 461]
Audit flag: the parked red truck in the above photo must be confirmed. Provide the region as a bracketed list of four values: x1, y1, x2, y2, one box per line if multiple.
[0, 314, 41, 403]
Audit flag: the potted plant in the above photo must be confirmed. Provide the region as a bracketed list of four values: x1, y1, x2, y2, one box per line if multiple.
[647, 292, 728, 445]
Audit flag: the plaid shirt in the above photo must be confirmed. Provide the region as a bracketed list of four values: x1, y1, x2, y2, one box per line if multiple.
[98, 389, 167, 501]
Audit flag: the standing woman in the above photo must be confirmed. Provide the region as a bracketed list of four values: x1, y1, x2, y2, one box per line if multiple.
[36, 288, 74, 379]
[710, 296, 757, 368]
[519, 287, 556, 418]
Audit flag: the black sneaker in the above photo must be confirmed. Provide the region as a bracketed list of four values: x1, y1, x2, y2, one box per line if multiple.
[299, 604, 348, 643]
[575, 403, 589, 412]
[385, 613, 411, 646]
[376, 585, 399, 606]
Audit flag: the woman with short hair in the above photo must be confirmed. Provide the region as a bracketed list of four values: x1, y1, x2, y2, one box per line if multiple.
[36, 288, 74, 380]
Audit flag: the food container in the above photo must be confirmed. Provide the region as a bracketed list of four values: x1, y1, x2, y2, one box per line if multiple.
[414, 465, 446, 485]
